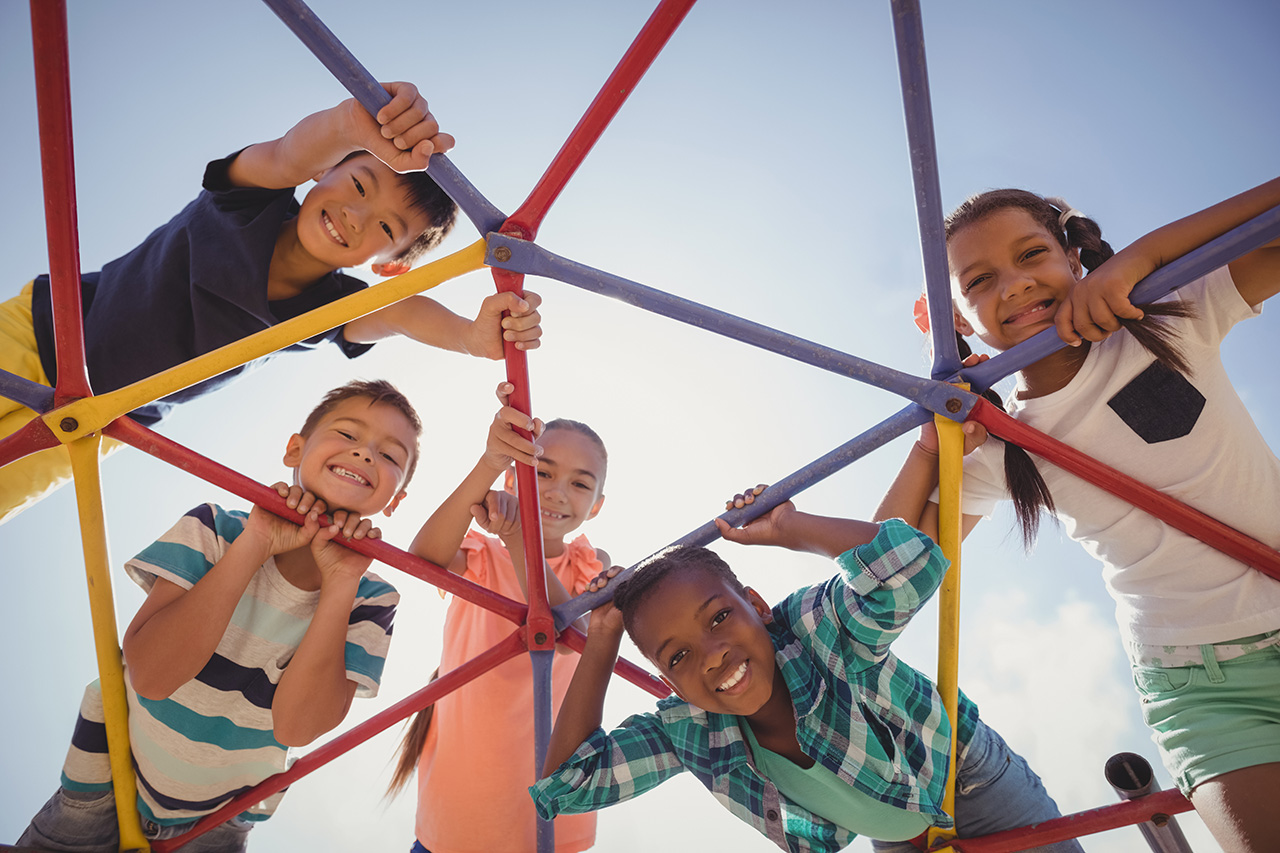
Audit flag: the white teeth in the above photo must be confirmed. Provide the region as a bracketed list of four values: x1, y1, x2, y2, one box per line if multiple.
[330, 465, 368, 486]
[717, 661, 747, 692]
[322, 212, 347, 246]
[542, 509, 567, 519]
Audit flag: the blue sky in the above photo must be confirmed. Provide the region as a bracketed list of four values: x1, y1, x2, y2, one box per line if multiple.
[1, 1, 1277, 850]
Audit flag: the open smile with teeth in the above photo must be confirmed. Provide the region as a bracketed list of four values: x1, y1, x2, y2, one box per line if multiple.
[717, 660, 748, 692]
[329, 465, 369, 487]
[541, 508, 569, 521]
[322, 211, 348, 247]
[1004, 299, 1054, 325]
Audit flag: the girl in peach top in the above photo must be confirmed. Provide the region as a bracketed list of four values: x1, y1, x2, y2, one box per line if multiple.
[390, 412, 610, 853]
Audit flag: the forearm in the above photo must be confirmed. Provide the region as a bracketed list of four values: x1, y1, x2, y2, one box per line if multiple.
[542, 628, 622, 775]
[227, 102, 362, 190]
[271, 579, 360, 746]
[343, 295, 474, 350]
[123, 536, 268, 698]
[873, 442, 942, 537]
[410, 458, 504, 568]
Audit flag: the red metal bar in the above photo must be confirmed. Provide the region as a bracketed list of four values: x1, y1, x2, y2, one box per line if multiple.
[969, 398, 1280, 582]
[153, 628, 529, 852]
[0, 415, 62, 468]
[105, 417, 529, 624]
[556, 625, 669, 698]
[939, 788, 1192, 852]
[500, 0, 697, 241]
[29, 0, 92, 404]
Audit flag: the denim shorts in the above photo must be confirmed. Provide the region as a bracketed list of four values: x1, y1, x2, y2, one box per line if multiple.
[1131, 635, 1280, 794]
[870, 719, 1083, 853]
[18, 787, 253, 853]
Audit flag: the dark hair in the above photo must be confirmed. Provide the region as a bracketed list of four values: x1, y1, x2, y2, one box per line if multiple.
[299, 378, 423, 487]
[613, 546, 748, 644]
[944, 189, 1194, 547]
[340, 151, 458, 265]
[543, 418, 608, 487]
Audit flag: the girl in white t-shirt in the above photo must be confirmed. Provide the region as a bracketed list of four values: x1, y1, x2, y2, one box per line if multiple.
[876, 178, 1280, 853]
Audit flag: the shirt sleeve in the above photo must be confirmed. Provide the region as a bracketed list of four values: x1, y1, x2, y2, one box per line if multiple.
[346, 572, 399, 698]
[530, 712, 687, 819]
[125, 503, 230, 592]
[827, 518, 950, 663]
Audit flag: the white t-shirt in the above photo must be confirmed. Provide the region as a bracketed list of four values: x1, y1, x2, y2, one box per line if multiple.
[959, 267, 1280, 648]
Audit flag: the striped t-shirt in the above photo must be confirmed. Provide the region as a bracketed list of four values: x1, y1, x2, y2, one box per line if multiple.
[60, 503, 398, 825]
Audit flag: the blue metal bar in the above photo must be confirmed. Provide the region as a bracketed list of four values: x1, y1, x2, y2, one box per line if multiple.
[963, 204, 1280, 394]
[0, 368, 56, 413]
[554, 402, 934, 628]
[487, 234, 976, 421]
[890, 0, 960, 381]
[260, 0, 507, 236]
[529, 648, 555, 853]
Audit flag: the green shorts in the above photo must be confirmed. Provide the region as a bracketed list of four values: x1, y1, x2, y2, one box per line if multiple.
[1131, 632, 1280, 794]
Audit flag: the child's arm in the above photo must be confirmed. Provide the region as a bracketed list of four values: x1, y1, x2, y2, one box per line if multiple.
[1056, 175, 1280, 344]
[340, 290, 543, 359]
[226, 82, 452, 190]
[408, 384, 542, 572]
[123, 486, 329, 700]
[271, 509, 383, 746]
[872, 417, 988, 543]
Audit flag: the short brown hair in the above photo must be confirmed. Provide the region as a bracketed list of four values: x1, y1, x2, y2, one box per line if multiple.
[300, 379, 423, 486]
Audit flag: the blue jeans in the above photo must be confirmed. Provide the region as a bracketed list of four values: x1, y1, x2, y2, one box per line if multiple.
[17, 787, 253, 852]
[871, 720, 1083, 853]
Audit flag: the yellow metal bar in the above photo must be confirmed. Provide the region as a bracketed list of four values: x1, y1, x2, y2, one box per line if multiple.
[44, 239, 488, 442]
[926, 404, 965, 852]
[67, 434, 149, 852]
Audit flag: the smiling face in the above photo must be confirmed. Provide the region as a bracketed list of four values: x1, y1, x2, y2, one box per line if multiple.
[295, 154, 435, 271]
[628, 568, 779, 716]
[283, 396, 418, 517]
[948, 207, 1083, 352]
[508, 426, 606, 548]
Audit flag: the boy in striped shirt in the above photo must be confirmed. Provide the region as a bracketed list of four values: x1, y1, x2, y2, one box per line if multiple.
[19, 379, 420, 851]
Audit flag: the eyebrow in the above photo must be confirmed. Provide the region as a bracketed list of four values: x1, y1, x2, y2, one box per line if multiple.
[954, 230, 1045, 280]
[537, 455, 599, 485]
[330, 416, 410, 457]
[653, 594, 722, 664]
[358, 165, 409, 237]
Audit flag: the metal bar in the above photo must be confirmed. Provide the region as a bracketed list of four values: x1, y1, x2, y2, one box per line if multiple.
[29, 0, 92, 404]
[0, 367, 56, 413]
[259, 0, 506, 236]
[0, 415, 62, 469]
[105, 416, 529, 624]
[530, 649, 555, 853]
[962, 204, 1280, 394]
[153, 629, 529, 852]
[501, 0, 697, 241]
[890, 0, 960, 380]
[1104, 753, 1194, 853]
[557, 403, 932, 626]
[487, 235, 973, 421]
[969, 398, 1280, 580]
[67, 434, 150, 852]
[944, 788, 1192, 852]
[47, 241, 487, 443]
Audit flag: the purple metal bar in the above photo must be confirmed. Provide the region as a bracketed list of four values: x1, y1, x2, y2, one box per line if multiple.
[556, 403, 932, 626]
[530, 649, 555, 853]
[890, 0, 960, 380]
[259, 0, 507, 236]
[963, 204, 1280, 394]
[485, 234, 973, 422]
[0, 368, 56, 413]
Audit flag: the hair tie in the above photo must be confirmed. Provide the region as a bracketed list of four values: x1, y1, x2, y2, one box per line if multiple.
[912, 293, 930, 334]
[1046, 196, 1084, 231]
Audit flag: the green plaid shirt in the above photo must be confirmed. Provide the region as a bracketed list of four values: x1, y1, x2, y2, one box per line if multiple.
[531, 519, 979, 853]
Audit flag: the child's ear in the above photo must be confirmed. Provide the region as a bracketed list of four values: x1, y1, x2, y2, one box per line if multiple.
[282, 434, 306, 468]
[371, 260, 411, 277]
[744, 587, 773, 624]
[953, 309, 975, 337]
[587, 493, 606, 521]
[382, 489, 408, 517]
[503, 467, 517, 496]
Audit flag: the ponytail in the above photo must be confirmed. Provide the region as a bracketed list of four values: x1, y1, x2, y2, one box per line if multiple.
[386, 668, 439, 798]
[945, 189, 1196, 546]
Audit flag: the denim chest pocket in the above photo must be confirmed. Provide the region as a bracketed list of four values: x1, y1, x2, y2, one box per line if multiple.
[1132, 665, 1195, 699]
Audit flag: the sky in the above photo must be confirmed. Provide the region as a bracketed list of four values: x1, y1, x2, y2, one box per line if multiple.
[1, 1, 1277, 851]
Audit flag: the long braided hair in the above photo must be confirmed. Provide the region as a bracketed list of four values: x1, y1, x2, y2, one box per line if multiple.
[945, 189, 1193, 547]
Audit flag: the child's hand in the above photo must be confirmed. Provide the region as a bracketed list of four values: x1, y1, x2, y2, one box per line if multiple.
[586, 564, 622, 594]
[1053, 258, 1147, 346]
[714, 484, 795, 547]
[466, 291, 543, 359]
[471, 490, 522, 543]
[310, 510, 379, 584]
[482, 382, 544, 472]
[585, 565, 626, 638]
[245, 483, 326, 555]
[914, 418, 988, 458]
[348, 81, 455, 174]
